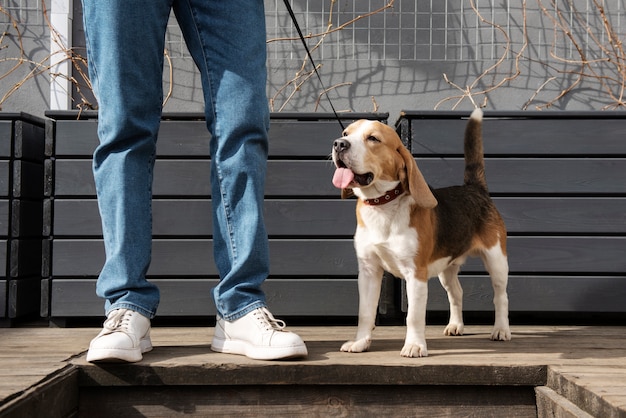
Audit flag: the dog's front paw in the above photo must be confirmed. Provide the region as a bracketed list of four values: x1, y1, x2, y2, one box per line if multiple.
[491, 326, 511, 341]
[443, 322, 464, 336]
[340, 338, 371, 353]
[400, 343, 428, 358]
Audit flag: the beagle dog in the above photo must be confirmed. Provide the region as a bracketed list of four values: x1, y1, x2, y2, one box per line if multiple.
[332, 109, 511, 358]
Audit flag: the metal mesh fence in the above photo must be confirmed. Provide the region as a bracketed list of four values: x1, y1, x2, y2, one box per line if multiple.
[0, 0, 43, 24]
[264, 0, 626, 62]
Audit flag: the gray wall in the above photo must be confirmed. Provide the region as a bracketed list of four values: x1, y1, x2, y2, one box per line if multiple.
[2, 0, 626, 118]
[0, 0, 51, 115]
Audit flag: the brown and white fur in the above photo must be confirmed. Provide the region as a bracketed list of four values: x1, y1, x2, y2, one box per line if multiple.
[331, 109, 510, 358]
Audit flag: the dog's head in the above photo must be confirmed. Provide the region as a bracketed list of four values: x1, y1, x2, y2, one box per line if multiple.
[331, 119, 437, 208]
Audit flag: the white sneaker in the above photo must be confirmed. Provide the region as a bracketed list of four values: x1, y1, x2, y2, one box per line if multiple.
[86, 308, 152, 363]
[211, 307, 308, 360]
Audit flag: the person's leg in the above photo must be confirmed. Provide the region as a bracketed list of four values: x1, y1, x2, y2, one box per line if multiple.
[82, 0, 171, 362]
[82, 0, 171, 319]
[173, 0, 270, 320]
[173, 0, 306, 359]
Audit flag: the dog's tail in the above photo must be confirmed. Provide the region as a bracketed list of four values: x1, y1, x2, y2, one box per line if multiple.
[463, 108, 488, 192]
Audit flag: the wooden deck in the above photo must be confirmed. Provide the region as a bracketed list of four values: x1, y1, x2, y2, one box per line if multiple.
[1, 325, 625, 417]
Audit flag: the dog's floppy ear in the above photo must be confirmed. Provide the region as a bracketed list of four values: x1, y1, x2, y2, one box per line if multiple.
[398, 145, 437, 208]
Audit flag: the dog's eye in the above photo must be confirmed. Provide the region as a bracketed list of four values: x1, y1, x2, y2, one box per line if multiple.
[367, 135, 380, 143]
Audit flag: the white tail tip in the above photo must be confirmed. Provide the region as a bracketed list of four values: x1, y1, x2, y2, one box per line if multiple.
[470, 108, 483, 121]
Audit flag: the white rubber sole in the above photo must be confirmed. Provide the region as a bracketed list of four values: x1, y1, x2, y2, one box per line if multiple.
[86, 338, 153, 363]
[211, 337, 307, 361]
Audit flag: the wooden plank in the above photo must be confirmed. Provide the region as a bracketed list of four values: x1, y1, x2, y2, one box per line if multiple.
[0, 240, 6, 278]
[11, 200, 44, 238]
[50, 158, 626, 197]
[10, 239, 43, 278]
[466, 236, 626, 274]
[547, 368, 626, 418]
[0, 161, 9, 197]
[0, 367, 78, 418]
[13, 120, 46, 162]
[41, 238, 51, 278]
[423, 275, 626, 313]
[250, 160, 345, 197]
[53, 159, 339, 197]
[43, 159, 53, 197]
[0, 121, 12, 157]
[156, 121, 210, 156]
[7, 277, 41, 318]
[495, 197, 626, 234]
[50, 197, 626, 237]
[53, 119, 214, 157]
[268, 121, 348, 156]
[77, 385, 536, 417]
[155, 278, 359, 317]
[52, 199, 356, 237]
[50, 237, 626, 277]
[418, 158, 626, 194]
[53, 159, 211, 197]
[48, 278, 359, 317]
[51, 239, 358, 276]
[51, 117, 382, 158]
[409, 118, 626, 156]
[52, 199, 211, 237]
[264, 199, 356, 236]
[52, 119, 98, 157]
[12, 160, 44, 199]
[263, 278, 358, 316]
[535, 386, 595, 418]
[0, 279, 6, 317]
[40, 277, 50, 317]
[0, 200, 8, 237]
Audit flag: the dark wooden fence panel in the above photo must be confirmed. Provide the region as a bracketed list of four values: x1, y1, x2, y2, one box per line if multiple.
[42, 112, 386, 323]
[397, 111, 626, 315]
[43, 110, 625, 322]
[0, 114, 47, 326]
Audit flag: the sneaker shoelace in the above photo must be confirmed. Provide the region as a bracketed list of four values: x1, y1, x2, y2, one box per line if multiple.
[103, 309, 133, 334]
[254, 307, 287, 332]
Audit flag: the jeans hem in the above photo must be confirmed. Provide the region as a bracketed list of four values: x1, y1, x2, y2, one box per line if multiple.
[220, 301, 266, 322]
[106, 303, 156, 320]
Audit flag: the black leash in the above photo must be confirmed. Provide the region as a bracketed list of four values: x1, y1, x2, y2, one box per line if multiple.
[282, 0, 345, 131]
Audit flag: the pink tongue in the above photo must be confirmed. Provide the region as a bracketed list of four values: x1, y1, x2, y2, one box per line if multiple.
[333, 167, 355, 189]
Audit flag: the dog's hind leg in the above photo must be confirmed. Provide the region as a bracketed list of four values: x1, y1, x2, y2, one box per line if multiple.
[438, 263, 465, 336]
[481, 244, 512, 341]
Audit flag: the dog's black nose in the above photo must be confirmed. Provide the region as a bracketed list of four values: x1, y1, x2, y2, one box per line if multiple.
[333, 139, 350, 153]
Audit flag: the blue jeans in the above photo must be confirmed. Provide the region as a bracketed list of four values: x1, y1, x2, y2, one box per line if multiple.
[82, 0, 270, 321]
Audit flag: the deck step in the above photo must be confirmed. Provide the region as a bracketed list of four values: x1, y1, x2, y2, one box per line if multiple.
[547, 367, 626, 418]
[70, 341, 543, 417]
[536, 386, 594, 418]
[2, 326, 626, 417]
[78, 382, 538, 417]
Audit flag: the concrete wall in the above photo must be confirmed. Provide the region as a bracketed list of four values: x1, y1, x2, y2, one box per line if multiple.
[2, 0, 625, 118]
[0, 0, 51, 115]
